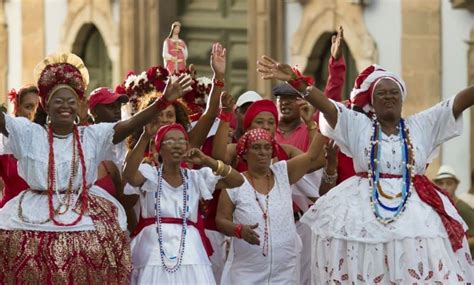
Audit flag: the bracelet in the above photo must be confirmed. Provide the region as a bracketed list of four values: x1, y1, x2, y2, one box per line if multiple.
[155, 96, 172, 111]
[322, 168, 338, 184]
[286, 67, 315, 91]
[302, 85, 314, 98]
[213, 160, 224, 176]
[222, 165, 233, 178]
[234, 224, 243, 239]
[307, 122, 318, 130]
[218, 110, 232, 122]
[213, 78, 225, 88]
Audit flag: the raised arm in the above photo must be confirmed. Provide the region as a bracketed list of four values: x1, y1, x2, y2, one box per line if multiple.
[210, 92, 236, 164]
[256, 56, 337, 128]
[325, 26, 346, 102]
[188, 43, 226, 148]
[122, 125, 156, 187]
[286, 131, 327, 185]
[113, 74, 192, 144]
[452, 85, 474, 119]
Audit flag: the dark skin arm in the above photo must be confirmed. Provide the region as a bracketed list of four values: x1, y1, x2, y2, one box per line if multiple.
[452, 85, 474, 119]
[211, 92, 237, 165]
[318, 140, 339, 196]
[216, 189, 260, 245]
[112, 74, 193, 144]
[188, 43, 227, 148]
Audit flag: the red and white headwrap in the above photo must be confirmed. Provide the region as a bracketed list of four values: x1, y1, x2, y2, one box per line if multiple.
[350, 65, 406, 112]
[236, 128, 278, 159]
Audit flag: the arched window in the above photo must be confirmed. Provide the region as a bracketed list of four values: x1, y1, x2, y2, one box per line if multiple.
[74, 25, 112, 94]
[306, 32, 358, 101]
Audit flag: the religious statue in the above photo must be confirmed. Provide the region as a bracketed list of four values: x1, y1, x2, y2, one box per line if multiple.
[162, 21, 188, 74]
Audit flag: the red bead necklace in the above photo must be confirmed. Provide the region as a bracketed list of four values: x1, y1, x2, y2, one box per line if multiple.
[248, 171, 271, 256]
[47, 125, 88, 226]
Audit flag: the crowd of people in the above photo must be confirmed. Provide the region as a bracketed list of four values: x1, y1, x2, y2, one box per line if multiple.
[0, 25, 473, 284]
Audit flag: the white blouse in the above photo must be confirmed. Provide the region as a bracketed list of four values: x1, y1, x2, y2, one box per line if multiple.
[0, 115, 127, 231]
[129, 163, 221, 268]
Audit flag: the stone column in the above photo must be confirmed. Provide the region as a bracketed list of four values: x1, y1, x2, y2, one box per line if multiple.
[0, 1, 7, 103]
[247, 0, 285, 98]
[468, 29, 474, 175]
[22, 0, 45, 84]
[401, 0, 442, 176]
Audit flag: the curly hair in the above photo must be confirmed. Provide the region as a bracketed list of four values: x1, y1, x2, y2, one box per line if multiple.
[126, 91, 191, 151]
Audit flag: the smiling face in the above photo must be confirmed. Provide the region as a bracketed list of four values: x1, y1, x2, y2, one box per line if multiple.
[243, 139, 273, 169]
[372, 78, 403, 122]
[249, 111, 276, 135]
[159, 129, 189, 164]
[46, 88, 79, 127]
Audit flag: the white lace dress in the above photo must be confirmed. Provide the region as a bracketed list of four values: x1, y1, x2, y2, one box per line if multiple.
[221, 161, 302, 285]
[128, 163, 219, 285]
[0, 115, 127, 232]
[301, 98, 474, 284]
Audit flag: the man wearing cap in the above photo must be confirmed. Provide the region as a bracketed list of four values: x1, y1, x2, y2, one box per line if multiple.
[234, 90, 262, 140]
[88, 87, 129, 124]
[434, 165, 474, 255]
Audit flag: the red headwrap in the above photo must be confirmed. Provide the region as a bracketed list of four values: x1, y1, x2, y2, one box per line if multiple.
[350, 65, 406, 113]
[154, 123, 189, 154]
[236, 128, 278, 159]
[243, 99, 278, 130]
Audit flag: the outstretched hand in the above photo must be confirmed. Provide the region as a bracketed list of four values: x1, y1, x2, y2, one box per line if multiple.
[163, 73, 193, 102]
[331, 26, 344, 60]
[257, 56, 294, 82]
[211, 42, 226, 78]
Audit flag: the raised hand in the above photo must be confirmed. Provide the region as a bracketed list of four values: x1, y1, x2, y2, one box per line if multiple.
[257, 56, 294, 82]
[298, 100, 316, 124]
[183, 148, 207, 165]
[241, 223, 260, 245]
[220, 91, 234, 113]
[324, 140, 340, 166]
[211, 42, 226, 78]
[331, 26, 344, 60]
[163, 73, 193, 102]
[144, 119, 160, 137]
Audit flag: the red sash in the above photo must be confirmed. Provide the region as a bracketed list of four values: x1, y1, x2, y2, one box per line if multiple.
[357, 173, 465, 251]
[131, 215, 214, 257]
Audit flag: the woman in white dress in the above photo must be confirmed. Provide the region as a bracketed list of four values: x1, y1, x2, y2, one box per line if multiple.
[216, 128, 324, 284]
[123, 123, 244, 284]
[0, 53, 192, 283]
[257, 57, 474, 284]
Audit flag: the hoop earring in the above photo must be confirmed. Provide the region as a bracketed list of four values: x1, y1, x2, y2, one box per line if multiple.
[46, 115, 51, 125]
[74, 116, 80, 125]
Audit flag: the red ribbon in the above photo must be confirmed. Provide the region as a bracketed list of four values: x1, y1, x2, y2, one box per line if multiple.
[357, 173, 465, 251]
[132, 215, 214, 257]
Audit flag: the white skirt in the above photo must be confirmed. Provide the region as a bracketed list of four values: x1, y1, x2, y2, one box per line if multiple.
[131, 264, 216, 285]
[301, 176, 474, 284]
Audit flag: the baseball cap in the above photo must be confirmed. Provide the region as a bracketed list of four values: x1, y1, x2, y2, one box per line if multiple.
[434, 165, 460, 183]
[88, 87, 129, 110]
[272, 83, 301, 97]
[235, 91, 262, 108]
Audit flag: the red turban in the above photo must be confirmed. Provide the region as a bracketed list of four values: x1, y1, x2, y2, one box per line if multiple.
[243, 99, 278, 130]
[236, 128, 278, 159]
[350, 65, 406, 113]
[154, 123, 189, 154]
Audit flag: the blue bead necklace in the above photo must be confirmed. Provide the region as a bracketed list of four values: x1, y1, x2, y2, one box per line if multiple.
[154, 165, 190, 273]
[368, 118, 415, 224]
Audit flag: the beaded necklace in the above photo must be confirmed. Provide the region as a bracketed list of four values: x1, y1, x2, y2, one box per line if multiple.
[368, 118, 414, 224]
[154, 165, 190, 273]
[248, 172, 271, 257]
[47, 125, 88, 226]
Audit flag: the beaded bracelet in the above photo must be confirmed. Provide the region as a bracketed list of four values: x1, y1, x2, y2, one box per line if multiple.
[322, 168, 338, 184]
[234, 224, 243, 239]
[155, 96, 172, 111]
[213, 78, 225, 88]
[218, 110, 233, 122]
